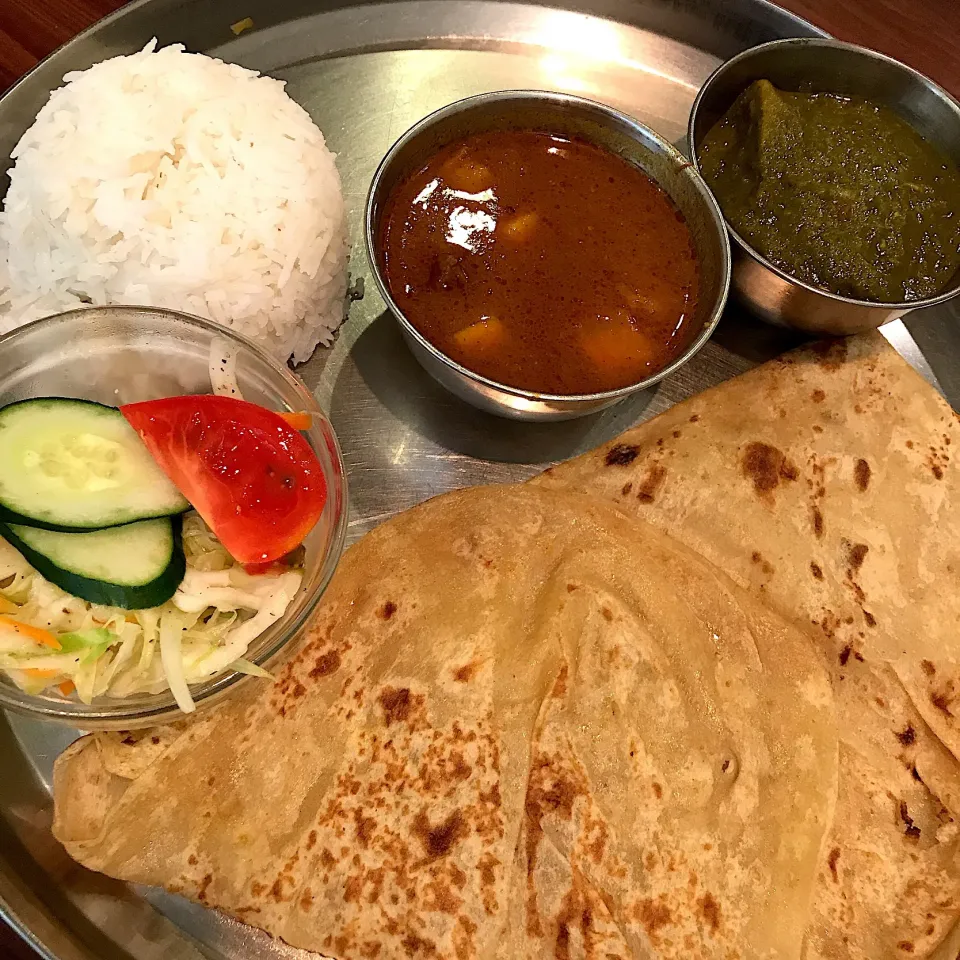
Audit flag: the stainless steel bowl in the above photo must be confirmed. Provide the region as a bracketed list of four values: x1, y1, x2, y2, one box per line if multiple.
[366, 90, 731, 421]
[688, 38, 960, 336]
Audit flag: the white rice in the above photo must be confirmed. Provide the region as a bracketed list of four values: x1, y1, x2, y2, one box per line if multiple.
[0, 41, 349, 363]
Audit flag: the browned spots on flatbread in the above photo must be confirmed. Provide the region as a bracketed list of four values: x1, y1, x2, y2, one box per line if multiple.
[637, 463, 667, 503]
[379, 686, 415, 726]
[839, 644, 853, 666]
[689, 414, 700, 422]
[816, 610, 843, 641]
[810, 562, 823, 580]
[306, 830, 317, 850]
[587, 833, 607, 863]
[320, 848, 336, 870]
[354, 809, 377, 848]
[586, 823, 608, 864]
[827, 847, 841, 882]
[605, 443, 639, 466]
[896, 725, 916, 746]
[234, 905, 261, 917]
[672, 429, 682, 438]
[309, 649, 341, 679]
[899, 800, 921, 840]
[379, 600, 397, 620]
[742, 441, 799, 496]
[897, 941, 915, 953]
[926, 442, 950, 480]
[553, 873, 596, 960]
[931, 691, 953, 716]
[187, 854, 198, 865]
[652, 782, 663, 799]
[848, 543, 869, 572]
[478, 853, 499, 916]
[343, 874, 363, 903]
[811, 389, 826, 402]
[448, 751, 472, 782]
[197, 873, 214, 903]
[698, 892, 721, 933]
[566, 583, 577, 592]
[453, 660, 480, 683]
[412, 808, 467, 861]
[423, 877, 461, 915]
[600, 607, 614, 622]
[524, 754, 586, 935]
[620, 481, 633, 496]
[854, 458, 871, 491]
[637, 897, 673, 938]
[906, 439, 915, 449]
[921, 660, 936, 676]
[863, 610, 876, 627]
[810, 338, 848, 370]
[400, 932, 437, 956]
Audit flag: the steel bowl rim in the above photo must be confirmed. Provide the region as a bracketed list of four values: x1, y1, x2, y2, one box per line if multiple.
[0, 304, 349, 727]
[365, 89, 732, 405]
[688, 36, 960, 312]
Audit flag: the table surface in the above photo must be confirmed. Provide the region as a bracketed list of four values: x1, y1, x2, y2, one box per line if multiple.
[0, 0, 957, 957]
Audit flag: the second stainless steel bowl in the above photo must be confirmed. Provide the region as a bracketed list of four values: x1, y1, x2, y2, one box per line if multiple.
[689, 38, 960, 336]
[366, 91, 731, 421]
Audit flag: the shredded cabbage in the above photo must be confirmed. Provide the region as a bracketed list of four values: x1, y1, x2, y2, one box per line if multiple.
[0, 511, 301, 709]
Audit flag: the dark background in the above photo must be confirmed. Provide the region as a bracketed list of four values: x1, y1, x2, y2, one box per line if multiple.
[0, 0, 956, 957]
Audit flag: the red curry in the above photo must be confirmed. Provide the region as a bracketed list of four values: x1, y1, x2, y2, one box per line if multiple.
[379, 130, 701, 395]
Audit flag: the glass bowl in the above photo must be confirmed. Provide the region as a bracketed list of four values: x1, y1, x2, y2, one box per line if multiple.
[0, 306, 348, 729]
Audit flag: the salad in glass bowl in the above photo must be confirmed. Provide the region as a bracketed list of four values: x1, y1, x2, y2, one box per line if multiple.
[0, 307, 346, 728]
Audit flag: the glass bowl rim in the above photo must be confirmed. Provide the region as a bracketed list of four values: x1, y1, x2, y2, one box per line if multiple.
[0, 304, 348, 729]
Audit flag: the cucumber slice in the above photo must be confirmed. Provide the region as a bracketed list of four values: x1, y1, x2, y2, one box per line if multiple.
[0, 398, 189, 531]
[0, 517, 186, 609]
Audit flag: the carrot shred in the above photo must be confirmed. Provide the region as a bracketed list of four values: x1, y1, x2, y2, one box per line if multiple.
[24, 668, 59, 679]
[279, 411, 313, 431]
[58, 680, 76, 696]
[0, 615, 61, 649]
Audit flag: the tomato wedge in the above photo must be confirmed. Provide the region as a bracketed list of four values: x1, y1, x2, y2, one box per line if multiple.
[121, 396, 327, 564]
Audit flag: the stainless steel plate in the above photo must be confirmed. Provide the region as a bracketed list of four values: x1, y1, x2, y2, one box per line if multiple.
[1, 1, 957, 958]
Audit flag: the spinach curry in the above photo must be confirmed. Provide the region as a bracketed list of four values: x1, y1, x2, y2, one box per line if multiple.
[698, 79, 960, 303]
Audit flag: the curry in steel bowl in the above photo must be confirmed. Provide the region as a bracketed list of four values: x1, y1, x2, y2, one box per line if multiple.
[378, 127, 702, 396]
[698, 79, 960, 304]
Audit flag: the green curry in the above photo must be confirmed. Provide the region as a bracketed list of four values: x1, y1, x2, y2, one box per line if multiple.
[698, 79, 960, 303]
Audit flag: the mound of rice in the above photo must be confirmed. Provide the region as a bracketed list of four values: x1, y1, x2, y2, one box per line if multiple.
[0, 42, 348, 363]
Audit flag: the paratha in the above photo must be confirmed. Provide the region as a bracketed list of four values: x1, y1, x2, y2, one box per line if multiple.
[53, 486, 836, 960]
[533, 332, 960, 958]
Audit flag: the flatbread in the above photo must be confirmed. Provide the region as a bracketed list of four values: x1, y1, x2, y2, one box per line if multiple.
[53, 486, 836, 960]
[532, 332, 960, 958]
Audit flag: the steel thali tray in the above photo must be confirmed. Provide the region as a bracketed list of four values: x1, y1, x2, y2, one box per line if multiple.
[2, 0, 959, 958]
